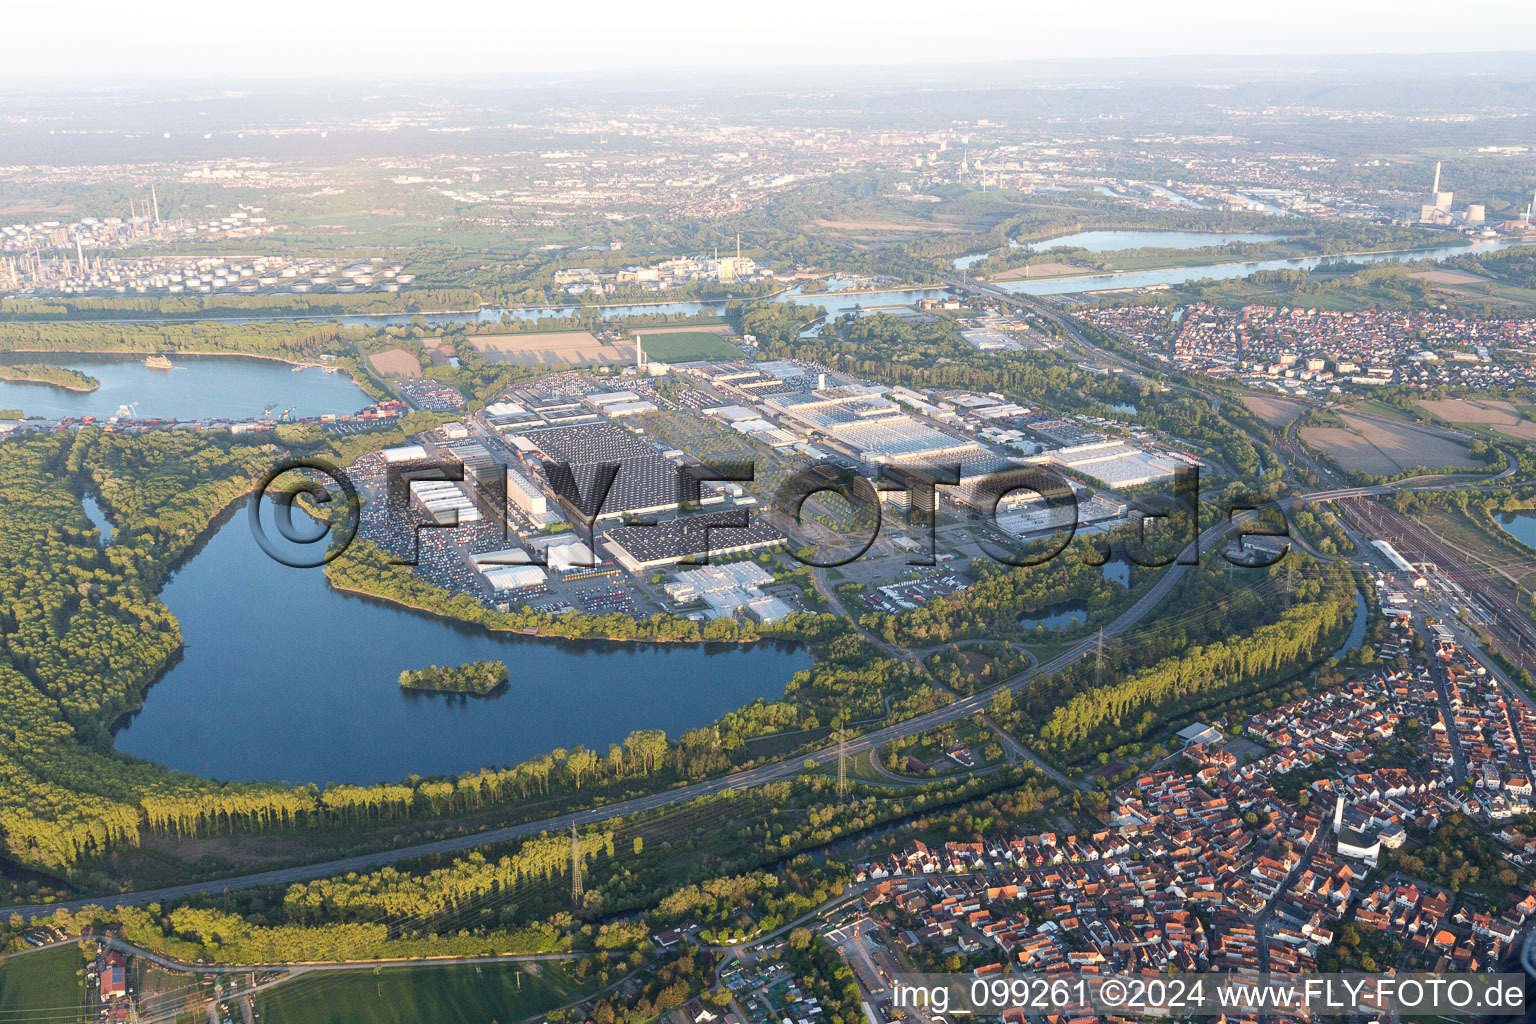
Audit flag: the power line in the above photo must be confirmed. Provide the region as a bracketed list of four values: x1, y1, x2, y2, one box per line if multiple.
[837, 725, 848, 799]
[570, 821, 583, 907]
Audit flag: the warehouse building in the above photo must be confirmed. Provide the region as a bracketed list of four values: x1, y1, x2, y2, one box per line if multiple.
[664, 561, 775, 604]
[380, 444, 429, 464]
[504, 467, 548, 515]
[764, 385, 984, 466]
[1050, 441, 1183, 489]
[411, 479, 482, 525]
[481, 564, 547, 593]
[743, 594, 792, 625]
[531, 535, 598, 572]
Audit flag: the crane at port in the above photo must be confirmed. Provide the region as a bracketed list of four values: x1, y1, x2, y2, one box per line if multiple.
[113, 402, 139, 419]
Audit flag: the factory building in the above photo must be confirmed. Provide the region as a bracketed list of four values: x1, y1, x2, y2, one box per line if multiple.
[663, 561, 791, 624]
[530, 535, 598, 572]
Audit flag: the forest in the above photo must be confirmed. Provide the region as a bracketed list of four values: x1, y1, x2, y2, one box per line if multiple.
[398, 659, 508, 694]
[0, 363, 99, 391]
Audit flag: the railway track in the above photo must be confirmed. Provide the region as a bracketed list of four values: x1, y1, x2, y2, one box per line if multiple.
[1340, 497, 1536, 672]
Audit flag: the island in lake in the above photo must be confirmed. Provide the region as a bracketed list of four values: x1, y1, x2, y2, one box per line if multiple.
[398, 659, 509, 695]
[0, 363, 100, 392]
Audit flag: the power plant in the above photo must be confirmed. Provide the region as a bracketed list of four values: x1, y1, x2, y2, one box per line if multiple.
[1416, 161, 1502, 232]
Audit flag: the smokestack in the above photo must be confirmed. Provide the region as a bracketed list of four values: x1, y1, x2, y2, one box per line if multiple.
[151, 183, 161, 225]
[1432, 161, 1441, 195]
[75, 235, 84, 270]
[636, 336, 644, 373]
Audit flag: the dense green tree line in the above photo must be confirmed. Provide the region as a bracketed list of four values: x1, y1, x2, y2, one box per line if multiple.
[399, 659, 508, 694]
[0, 288, 487, 320]
[0, 364, 99, 391]
[997, 555, 1358, 762]
[1290, 499, 1357, 556]
[1033, 584, 1355, 759]
[282, 830, 613, 925]
[0, 318, 373, 360]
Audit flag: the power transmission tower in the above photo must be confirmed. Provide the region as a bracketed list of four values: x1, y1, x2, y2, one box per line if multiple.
[837, 726, 848, 798]
[1095, 628, 1105, 688]
[1285, 559, 1296, 609]
[570, 822, 583, 907]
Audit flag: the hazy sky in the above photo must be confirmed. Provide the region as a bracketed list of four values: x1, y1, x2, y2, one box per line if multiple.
[8, 0, 1536, 79]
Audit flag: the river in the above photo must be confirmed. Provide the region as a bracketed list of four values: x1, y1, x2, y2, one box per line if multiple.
[111, 497, 809, 785]
[953, 228, 1287, 270]
[81, 493, 113, 545]
[0, 353, 371, 420]
[1334, 589, 1369, 659]
[1024, 229, 1287, 252]
[995, 238, 1518, 296]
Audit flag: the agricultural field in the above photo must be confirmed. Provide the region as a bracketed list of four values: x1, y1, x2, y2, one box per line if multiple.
[254, 961, 596, 1024]
[991, 262, 1084, 280]
[1301, 413, 1479, 475]
[633, 327, 739, 363]
[1417, 398, 1536, 441]
[1410, 267, 1536, 310]
[1240, 392, 1310, 428]
[469, 331, 636, 366]
[0, 945, 87, 1022]
[368, 347, 422, 378]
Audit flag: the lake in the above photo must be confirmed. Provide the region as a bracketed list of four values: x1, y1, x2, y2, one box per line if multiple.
[112, 497, 809, 785]
[0, 353, 371, 421]
[1498, 512, 1536, 550]
[1019, 600, 1089, 633]
[1102, 558, 1131, 588]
